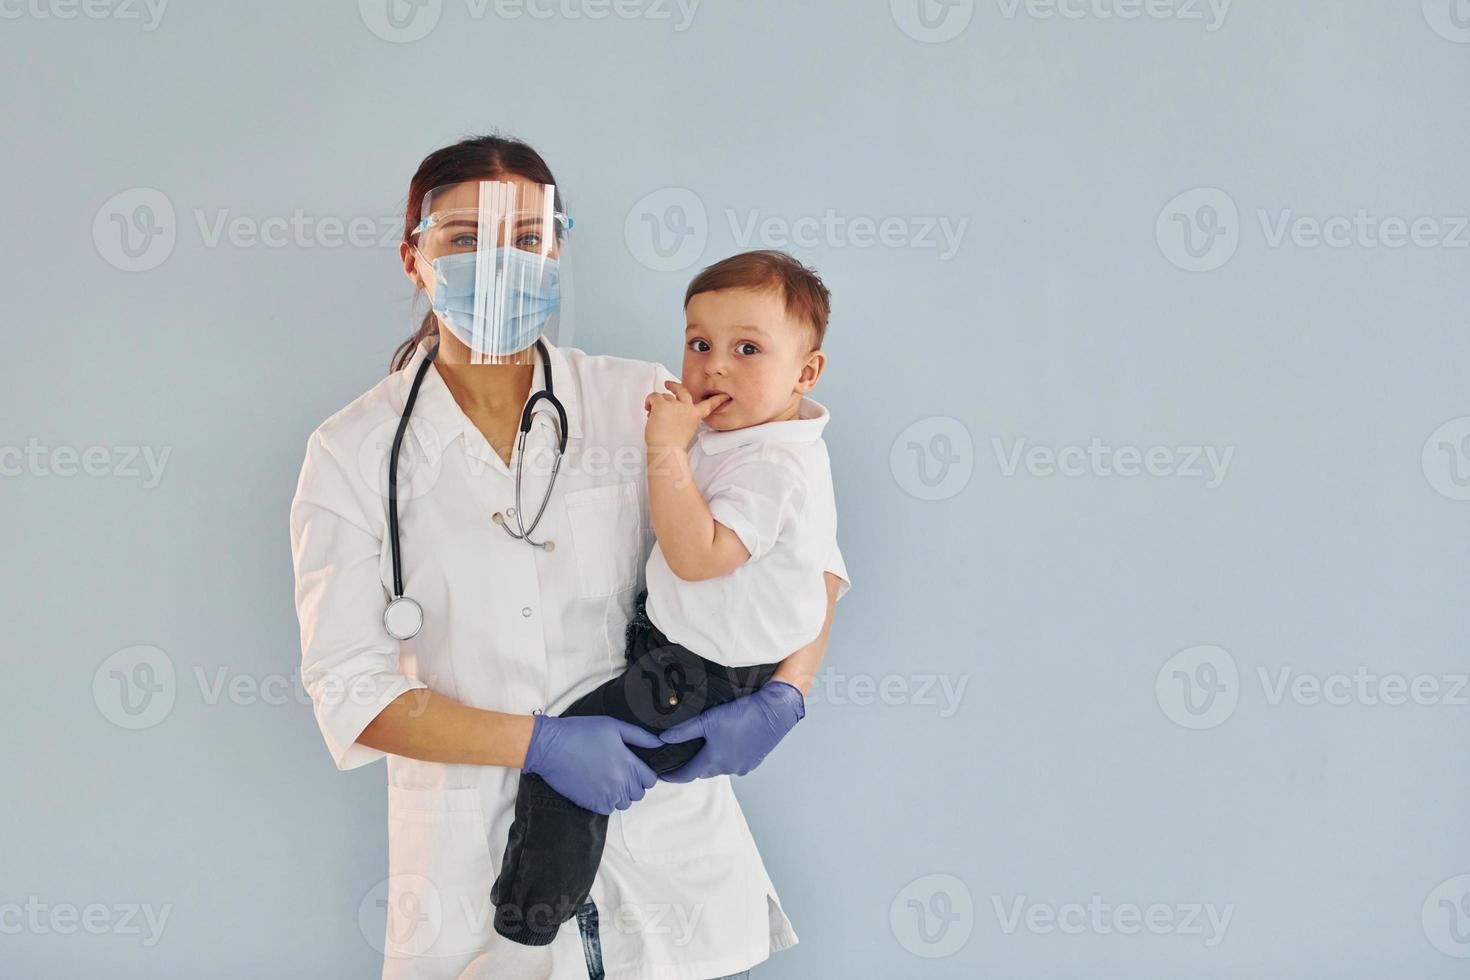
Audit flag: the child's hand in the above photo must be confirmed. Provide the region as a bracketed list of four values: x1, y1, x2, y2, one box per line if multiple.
[644, 381, 729, 449]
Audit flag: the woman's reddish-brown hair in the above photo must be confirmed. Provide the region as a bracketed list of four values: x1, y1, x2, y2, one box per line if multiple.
[390, 135, 562, 373]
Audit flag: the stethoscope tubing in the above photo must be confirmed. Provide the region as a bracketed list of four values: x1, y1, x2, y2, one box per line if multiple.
[385, 338, 566, 634]
[388, 340, 441, 600]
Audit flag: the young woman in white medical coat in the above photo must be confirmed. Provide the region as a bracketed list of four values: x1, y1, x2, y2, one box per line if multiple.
[289, 135, 846, 980]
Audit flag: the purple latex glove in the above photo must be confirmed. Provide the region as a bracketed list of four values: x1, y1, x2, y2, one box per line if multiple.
[522, 714, 662, 814]
[658, 680, 806, 783]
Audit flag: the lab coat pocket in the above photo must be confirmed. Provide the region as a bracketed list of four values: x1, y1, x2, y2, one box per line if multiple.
[384, 787, 496, 959]
[615, 777, 745, 864]
[564, 482, 643, 599]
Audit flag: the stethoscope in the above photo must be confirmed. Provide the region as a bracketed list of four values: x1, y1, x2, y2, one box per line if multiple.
[381, 338, 569, 642]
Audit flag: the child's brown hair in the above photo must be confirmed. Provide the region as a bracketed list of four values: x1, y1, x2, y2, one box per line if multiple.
[684, 250, 831, 349]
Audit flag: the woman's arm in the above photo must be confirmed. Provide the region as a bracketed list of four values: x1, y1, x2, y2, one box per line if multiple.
[356, 690, 536, 767]
[771, 571, 841, 695]
[358, 690, 662, 814]
[292, 433, 662, 816]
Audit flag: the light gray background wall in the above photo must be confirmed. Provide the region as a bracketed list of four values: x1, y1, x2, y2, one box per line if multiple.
[3, 1, 1468, 976]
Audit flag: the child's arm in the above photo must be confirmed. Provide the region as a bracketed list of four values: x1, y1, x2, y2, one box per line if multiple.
[644, 381, 749, 581]
[771, 571, 842, 695]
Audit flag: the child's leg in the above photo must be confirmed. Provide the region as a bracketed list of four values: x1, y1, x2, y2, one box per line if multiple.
[595, 641, 778, 775]
[490, 680, 624, 946]
[490, 597, 779, 945]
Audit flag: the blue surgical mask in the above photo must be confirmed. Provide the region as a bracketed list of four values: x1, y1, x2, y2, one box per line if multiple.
[422, 247, 560, 356]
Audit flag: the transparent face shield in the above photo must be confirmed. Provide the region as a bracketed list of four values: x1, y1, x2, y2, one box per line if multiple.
[410, 180, 573, 365]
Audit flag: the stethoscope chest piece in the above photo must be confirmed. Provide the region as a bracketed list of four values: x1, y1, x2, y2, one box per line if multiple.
[383, 595, 425, 641]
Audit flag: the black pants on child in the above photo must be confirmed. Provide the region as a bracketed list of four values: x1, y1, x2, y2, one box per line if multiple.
[490, 591, 778, 946]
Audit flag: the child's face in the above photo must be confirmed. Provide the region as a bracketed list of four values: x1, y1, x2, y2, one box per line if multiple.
[682, 287, 824, 431]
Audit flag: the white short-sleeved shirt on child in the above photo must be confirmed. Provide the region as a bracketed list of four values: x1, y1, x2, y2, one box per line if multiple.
[645, 397, 846, 669]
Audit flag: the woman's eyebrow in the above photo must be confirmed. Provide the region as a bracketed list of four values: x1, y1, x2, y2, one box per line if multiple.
[434, 216, 544, 229]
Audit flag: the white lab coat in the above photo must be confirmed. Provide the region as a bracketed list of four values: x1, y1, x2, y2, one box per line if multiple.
[290, 340, 847, 980]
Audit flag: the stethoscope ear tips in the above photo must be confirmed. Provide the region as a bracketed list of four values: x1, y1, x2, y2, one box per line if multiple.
[495, 511, 555, 550]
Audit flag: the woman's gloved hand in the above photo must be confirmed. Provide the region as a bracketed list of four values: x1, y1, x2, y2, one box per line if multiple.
[657, 680, 806, 783]
[521, 714, 662, 814]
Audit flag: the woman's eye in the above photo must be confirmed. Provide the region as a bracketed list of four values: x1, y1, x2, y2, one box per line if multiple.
[451, 234, 477, 248]
[736, 343, 759, 356]
[515, 233, 543, 250]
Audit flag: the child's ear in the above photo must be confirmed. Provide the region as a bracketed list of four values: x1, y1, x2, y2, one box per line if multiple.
[795, 349, 826, 394]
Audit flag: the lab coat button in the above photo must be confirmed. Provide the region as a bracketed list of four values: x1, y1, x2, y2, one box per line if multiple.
[521, 606, 532, 617]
